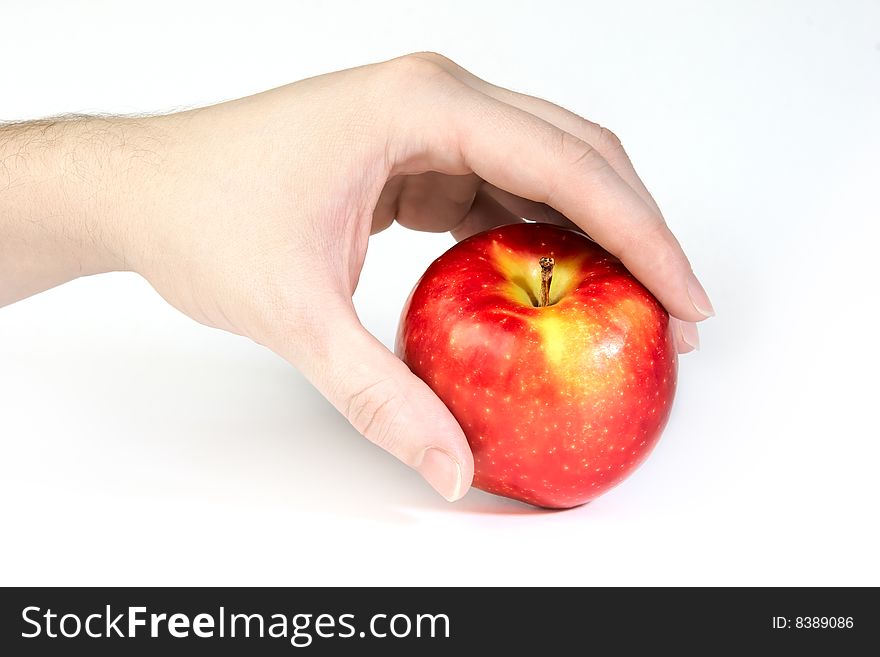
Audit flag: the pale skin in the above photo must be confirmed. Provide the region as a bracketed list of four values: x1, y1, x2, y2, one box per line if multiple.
[0, 53, 713, 502]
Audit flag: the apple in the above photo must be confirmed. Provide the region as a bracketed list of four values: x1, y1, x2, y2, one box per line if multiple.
[396, 222, 677, 508]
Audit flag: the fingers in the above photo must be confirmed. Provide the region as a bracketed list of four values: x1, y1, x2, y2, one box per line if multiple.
[271, 297, 474, 502]
[450, 190, 523, 241]
[389, 53, 713, 323]
[374, 173, 522, 241]
[393, 172, 480, 233]
[480, 183, 581, 231]
[422, 88, 711, 322]
[418, 52, 663, 215]
[672, 318, 700, 354]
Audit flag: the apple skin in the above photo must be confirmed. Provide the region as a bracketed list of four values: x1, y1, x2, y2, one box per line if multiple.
[395, 222, 677, 509]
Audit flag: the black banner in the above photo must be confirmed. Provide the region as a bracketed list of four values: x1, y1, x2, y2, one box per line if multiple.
[0, 587, 875, 654]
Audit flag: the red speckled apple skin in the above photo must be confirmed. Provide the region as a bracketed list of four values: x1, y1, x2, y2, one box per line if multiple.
[396, 222, 677, 509]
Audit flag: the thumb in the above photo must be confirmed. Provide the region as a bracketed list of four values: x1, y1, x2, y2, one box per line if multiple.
[272, 298, 474, 502]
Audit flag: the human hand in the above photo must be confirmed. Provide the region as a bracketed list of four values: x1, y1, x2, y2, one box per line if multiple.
[1, 53, 713, 501]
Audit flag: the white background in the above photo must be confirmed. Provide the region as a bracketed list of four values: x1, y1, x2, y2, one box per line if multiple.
[1, 0, 878, 586]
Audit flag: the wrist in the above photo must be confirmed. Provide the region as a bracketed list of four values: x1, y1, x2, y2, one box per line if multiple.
[49, 116, 167, 276]
[0, 117, 167, 290]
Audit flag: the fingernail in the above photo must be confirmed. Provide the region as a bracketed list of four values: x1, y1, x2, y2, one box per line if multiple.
[687, 272, 715, 318]
[679, 320, 700, 351]
[416, 448, 463, 502]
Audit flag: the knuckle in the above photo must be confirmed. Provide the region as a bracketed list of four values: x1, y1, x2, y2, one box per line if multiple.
[405, 51, 455, 68]
[557, 131, 603, 170]
[344, 378, 407, 452]
[544, 132, 599, 208]
[614, 214, 669, 260]
[575, 119, 624, 155]
[383, 52, 457, 85]
[597, 125, 622, 149]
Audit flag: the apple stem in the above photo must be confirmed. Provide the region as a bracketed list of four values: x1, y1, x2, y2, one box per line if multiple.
[539, 257, 554, 307]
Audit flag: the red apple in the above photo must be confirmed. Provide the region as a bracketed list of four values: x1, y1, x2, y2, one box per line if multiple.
[396, 222, 677, 508]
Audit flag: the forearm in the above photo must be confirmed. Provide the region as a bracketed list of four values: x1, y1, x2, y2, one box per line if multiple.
[0, 116, 161, 307]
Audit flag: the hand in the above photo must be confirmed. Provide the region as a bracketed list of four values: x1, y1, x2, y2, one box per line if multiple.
[0, 52, 713, 501]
